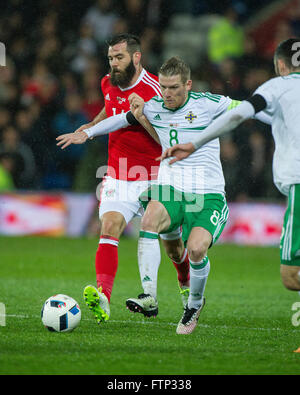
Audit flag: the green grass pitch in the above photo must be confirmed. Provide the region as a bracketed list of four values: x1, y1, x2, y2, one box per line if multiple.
[0, 235, 300, 375]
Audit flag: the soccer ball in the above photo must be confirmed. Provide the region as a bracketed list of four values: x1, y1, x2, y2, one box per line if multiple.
[41, 294, 81, 332]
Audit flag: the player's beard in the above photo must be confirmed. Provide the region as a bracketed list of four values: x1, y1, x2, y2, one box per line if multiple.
[110, 59, 136, 88]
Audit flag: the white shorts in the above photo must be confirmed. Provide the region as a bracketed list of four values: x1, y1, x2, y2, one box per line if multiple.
[98, 176, 182, 240]
[98, 176, 152, 224]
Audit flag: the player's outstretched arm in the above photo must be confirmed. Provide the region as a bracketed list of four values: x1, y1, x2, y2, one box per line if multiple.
[56, 107, 108, 149]
[73, 108, 107, 136]
[158, 101, 256, 164]
[56, 112, 131, 149]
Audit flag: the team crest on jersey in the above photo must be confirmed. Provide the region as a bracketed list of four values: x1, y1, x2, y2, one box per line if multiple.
[117, 96, 126, 104]
[105, 93, 110, 101]
[105, 188, 115, 197]
[185, 111, 197, 123]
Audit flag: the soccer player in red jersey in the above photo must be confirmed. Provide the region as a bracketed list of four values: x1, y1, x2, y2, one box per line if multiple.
[57, 34, 190, 323]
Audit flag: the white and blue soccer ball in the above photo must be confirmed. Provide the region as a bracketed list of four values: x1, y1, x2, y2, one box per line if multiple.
[41, 294, 81, 332]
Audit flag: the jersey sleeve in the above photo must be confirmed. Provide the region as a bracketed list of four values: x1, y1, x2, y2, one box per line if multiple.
[204, 93, 234, 121]
[253, 77, 279, 115]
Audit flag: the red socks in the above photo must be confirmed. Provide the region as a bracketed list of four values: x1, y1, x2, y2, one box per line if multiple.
[95, 235, 119, 302]
[172, 248, 190, 285]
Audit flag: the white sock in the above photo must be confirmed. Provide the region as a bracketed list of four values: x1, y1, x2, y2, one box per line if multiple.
[188, 256, 210, 309]
[138, 231, 161, 299]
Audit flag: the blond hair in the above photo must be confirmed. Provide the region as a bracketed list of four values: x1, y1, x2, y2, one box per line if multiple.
[158, 56, 191, 83]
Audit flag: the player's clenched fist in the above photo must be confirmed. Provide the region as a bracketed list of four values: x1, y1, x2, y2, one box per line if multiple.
[129, 93, 144, 119]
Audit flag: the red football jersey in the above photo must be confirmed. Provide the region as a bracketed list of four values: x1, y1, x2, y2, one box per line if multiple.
[101, 69, 162, 181]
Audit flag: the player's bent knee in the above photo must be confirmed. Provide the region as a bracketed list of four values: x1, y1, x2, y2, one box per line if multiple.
[140, 212, 160, 232]
[281, 276, 300, 291]
[187, 234, 210, 260]
[187, 243, 207, 263]
[141, 202, 170, 233]
[280, 265, 300, 291]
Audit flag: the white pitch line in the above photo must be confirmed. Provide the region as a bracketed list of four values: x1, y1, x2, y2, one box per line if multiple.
[1, 313, 298, 333]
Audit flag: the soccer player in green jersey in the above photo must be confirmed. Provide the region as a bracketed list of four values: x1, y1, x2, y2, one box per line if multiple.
[160, 38, 300, 294]
[127, 57, 271, 334]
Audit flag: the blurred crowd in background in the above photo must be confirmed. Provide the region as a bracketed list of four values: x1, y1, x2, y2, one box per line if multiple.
[1, 0, 300, 201]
